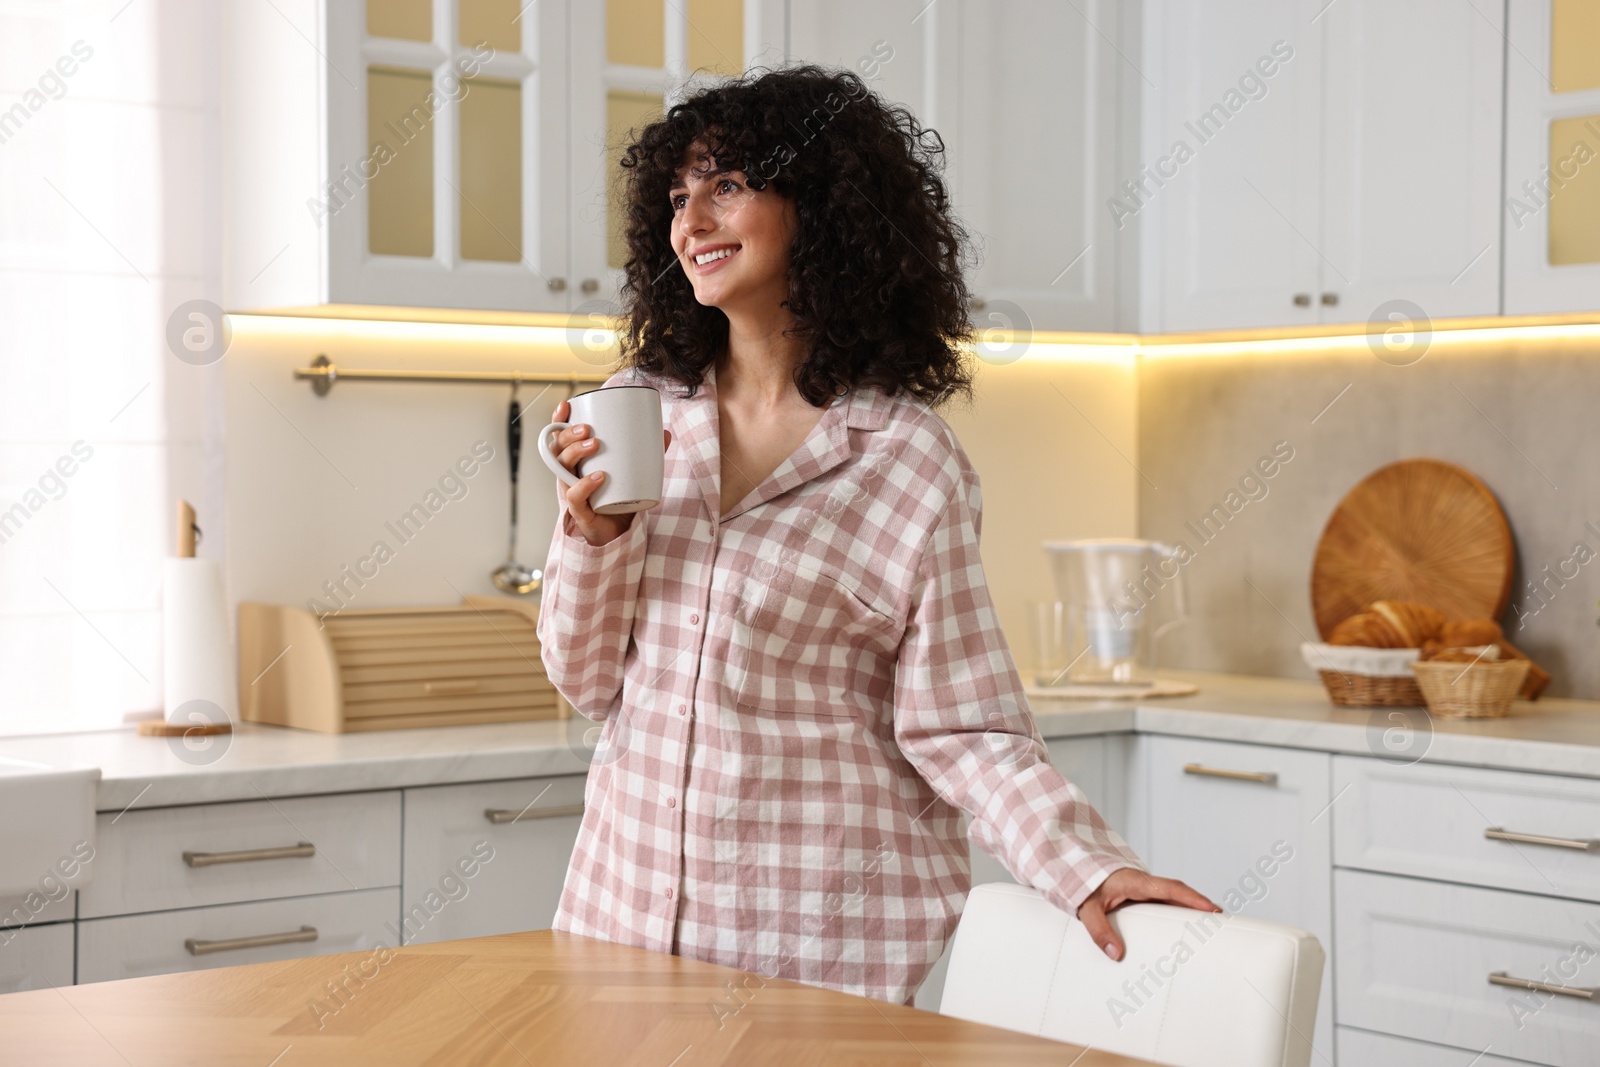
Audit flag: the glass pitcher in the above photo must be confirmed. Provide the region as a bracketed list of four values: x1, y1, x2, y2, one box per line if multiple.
[1042, 539, 1188, 686]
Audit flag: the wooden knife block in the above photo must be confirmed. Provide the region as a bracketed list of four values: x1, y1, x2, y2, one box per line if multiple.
[238, 597, 569, 733]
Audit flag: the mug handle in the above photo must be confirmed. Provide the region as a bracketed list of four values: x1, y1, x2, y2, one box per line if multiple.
[536, 422, 579, 487]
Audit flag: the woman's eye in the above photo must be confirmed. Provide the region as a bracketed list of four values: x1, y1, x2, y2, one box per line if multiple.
[717, 179, 739, 195]
[670, 194, 687, 211]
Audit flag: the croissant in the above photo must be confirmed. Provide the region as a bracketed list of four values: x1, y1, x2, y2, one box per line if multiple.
[1370, 600, 1446, 648]
[1438, 618, 1503, 647]
[1328, 611, 1408, 648]
[1496, 640, 1552, 700]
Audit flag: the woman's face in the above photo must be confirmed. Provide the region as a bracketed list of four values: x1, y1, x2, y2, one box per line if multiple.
[668, 151, 797, 318]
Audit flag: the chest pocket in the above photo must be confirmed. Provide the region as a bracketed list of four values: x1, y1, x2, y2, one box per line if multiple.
[730, 558, 903, 715]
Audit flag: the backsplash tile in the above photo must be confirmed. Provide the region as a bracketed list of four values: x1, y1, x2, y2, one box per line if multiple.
[1139, 334, 1600, 698]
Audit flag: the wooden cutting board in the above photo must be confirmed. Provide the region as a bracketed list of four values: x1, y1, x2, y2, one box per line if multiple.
[1311, 459, 1516, 638]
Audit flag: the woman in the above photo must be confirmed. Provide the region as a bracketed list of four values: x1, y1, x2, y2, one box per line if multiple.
[537, 65, 1217, 1005]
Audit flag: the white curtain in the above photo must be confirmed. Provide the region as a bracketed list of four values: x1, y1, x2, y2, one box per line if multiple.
[0, 0, 224, 735]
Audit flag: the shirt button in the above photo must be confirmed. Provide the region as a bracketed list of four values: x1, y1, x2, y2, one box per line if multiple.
[668, 796, 677, 808]
[689, 613, 700, 625]
[665, 887, 674, 899]
[678, 703, 687, 715]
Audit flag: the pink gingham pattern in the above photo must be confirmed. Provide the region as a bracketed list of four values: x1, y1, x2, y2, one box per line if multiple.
[537, 363, 1144, 1004]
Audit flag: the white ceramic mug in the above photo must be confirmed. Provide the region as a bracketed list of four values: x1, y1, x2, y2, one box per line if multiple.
[537, 385, 664, 515]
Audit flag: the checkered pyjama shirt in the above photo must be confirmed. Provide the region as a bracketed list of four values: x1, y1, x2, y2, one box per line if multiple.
[537, 364, 1144, 1004]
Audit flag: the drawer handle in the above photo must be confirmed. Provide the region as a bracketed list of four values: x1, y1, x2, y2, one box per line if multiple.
[1484, 827, 1600, 853]
[485, 803, 585, 824]
[1488, 971, 1597, 1000]
[185, 925, 318, 957]
[183, 842, 316, 868]
[1183, 763, 1278, 786]
[423, 680, 481, 694]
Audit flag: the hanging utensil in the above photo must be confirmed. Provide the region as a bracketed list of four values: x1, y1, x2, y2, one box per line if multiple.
[491, 384, 540, 595]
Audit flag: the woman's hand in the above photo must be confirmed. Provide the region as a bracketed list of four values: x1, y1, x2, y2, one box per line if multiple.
[550, 398, 672, 547]
[1076, 868, 1222, 961]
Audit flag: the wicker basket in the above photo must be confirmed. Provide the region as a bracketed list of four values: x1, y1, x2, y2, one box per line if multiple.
[1317, 670, 1425, 707]
[1411, 658, 1530, 719]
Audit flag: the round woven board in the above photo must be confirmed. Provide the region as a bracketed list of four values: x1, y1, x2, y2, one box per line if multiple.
[1311, 459, 1515, 639]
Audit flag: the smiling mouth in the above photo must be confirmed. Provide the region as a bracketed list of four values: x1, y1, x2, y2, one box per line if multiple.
[691, 246, 740, 272]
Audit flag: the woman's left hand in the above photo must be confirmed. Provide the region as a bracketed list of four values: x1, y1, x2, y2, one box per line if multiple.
[1076, 868, 1223, 961]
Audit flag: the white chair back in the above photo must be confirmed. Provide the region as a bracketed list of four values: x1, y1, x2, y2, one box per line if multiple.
[939, 883, 1324, 1067]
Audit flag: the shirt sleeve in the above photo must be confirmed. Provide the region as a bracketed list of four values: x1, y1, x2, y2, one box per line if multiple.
[536, 507, 649, 721]
[891, 455, 1147, 916]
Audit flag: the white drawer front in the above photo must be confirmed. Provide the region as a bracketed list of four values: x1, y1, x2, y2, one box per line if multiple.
[1338, 1027, 1540, 1067]
[1, 890, 75, 930]
[1143, 735, 1336, 1065]
[1334, 756, 1600, 903]
[1336, 869, 1600, 1067]
[0, 923, 74, 993]
[78, 887, 399, 984]
[80, 791, 401, 918]
[400, 775, 584, 945]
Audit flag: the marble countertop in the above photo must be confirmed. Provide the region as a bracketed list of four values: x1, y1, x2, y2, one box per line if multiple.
[2, 671, 1596, 811]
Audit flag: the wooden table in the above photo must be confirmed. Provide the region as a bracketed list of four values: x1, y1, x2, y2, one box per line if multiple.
[0, 931, 1164, 1065]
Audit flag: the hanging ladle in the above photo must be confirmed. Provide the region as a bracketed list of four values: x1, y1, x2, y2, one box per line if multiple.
[491, 382, 541, 595]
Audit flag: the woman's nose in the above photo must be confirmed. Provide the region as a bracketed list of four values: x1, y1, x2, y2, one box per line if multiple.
[680, 193, 715, 235]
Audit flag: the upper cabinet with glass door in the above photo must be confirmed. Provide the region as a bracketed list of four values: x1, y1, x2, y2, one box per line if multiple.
[222, 0, 569, 314]
[567, 0, 787, 312]
[1504, 0, 1600, 313]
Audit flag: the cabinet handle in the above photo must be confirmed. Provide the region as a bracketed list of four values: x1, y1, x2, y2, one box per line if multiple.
[485, 803, 585, 824]
[1183, 763, 1278, 786]
[183, 842, 316, 868]
[186, 925, 318, 957]
[1488, 971, 1597, 1000]
[422, 680, 480, 694]
[1321, 292, 1339, 306]
[548, 277, 567, 292]
[970, 297, 987, 312]
[1292, 293, 1311, 307]
[1484, 827, 1600, 853]
[580, 278, 599, 294]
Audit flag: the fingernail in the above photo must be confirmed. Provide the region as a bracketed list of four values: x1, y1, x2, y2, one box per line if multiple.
[1104, 944, 1121, 961]
[589, 472, 603, 481]
[585, 440, 597, 448]
[574, 425, 587, 437]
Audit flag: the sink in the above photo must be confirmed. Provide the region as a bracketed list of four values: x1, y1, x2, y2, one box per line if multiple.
[0, 756, 99, 897]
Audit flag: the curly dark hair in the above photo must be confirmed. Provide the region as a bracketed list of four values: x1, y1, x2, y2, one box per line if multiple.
[613, 64, 975, 408]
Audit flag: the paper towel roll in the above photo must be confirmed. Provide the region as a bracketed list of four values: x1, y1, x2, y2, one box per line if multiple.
[163, 557, 239, 724]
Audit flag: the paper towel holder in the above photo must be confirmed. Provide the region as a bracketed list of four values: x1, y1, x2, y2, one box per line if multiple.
[138, 499, 234, 739]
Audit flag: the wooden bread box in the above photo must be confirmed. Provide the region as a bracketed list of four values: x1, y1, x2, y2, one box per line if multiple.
[238, 596, 569, 733]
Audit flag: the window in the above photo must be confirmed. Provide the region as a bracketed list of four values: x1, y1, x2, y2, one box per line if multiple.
[0, 1, 221, 735]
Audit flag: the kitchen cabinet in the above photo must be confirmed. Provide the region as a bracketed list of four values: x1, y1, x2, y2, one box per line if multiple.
[1333, 756, 1600, 904]
[1138, 734, 1335, 1063]
[78, 792, 402, 918]
[1336, 1027, 1541, 1067]
[1504, 0, 1600, 314]
[567, 0, 787, 312]
[1141, 0, 1504, 332]
[77, 888, 400, 984]
[400, 775, 586, 944]
[787, 0, 1130, 333]
[1330, 754, 1600, 1066]
[224, 0, 572, 314]
[224, 0, 783, 317]
[1336, 870, 1600, 1067]
[0, 924, 74, 994]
